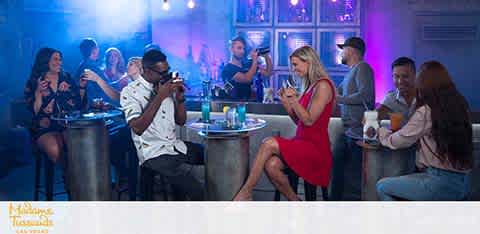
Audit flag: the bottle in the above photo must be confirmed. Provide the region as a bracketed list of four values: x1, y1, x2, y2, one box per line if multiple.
[226, 107, 238, 129]
[202, 79, 211, 100]
[363, 111, 379, 145]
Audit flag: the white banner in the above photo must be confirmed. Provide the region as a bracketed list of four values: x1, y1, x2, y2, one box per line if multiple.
[1, 202, 479, 234]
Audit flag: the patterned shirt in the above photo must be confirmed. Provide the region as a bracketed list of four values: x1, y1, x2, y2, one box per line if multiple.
[120, 76, 187, 165]
[24, 72, 84, 138]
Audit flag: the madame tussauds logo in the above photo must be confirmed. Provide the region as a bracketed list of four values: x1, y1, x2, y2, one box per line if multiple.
[8, 202, 54, 233]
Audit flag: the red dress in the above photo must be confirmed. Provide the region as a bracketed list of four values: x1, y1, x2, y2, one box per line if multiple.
[274, 79, 335, 186]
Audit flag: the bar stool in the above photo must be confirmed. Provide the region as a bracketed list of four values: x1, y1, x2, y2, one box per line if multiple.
[139, 165, 169, 201]
[273, 167, 329, 201]
[33, 146, 67, 201]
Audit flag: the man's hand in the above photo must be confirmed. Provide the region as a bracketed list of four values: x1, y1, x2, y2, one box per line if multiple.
[173, 79, 186, 102]
[249, 50, 259, 62]
[81, 69, 102, 83]
[155, 81, 176, 99]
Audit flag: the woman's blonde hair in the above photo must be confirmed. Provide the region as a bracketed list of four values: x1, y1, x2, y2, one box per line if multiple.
[127, 57, 143, 75]
[289, 46, 329, 92]
[104, 47, 126, 74]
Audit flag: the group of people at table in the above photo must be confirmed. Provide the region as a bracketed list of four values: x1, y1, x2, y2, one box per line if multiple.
[24, 36, 474, 201]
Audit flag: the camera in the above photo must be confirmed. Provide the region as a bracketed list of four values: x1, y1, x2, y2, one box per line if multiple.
[160, 71, 181, 85]
[256, 46, 270, 56]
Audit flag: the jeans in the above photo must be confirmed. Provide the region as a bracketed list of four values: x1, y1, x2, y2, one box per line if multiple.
[143, 142, 205, 201]
[330, 134, 363, 201]
[376, 167, 470, 201]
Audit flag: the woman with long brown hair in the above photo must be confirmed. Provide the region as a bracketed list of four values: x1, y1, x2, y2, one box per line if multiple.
[376, 61, 473, 201]
[24, 47, 86, 164]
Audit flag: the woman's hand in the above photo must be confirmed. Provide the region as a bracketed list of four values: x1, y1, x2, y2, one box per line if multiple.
[283, 87, 298, 104]
[35, 77, 50, 96]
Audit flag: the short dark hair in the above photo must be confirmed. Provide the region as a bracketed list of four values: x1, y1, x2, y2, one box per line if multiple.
[142, 49, 167, 68]
[229, 36, 246, 47]
[79, 38, 97, 58]
[391, 57, 416, 72]
[144, 43, 161, 53]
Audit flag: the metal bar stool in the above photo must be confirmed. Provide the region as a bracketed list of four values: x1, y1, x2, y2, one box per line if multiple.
[33, 146, 68, 201]
[274, 167, 328, 201]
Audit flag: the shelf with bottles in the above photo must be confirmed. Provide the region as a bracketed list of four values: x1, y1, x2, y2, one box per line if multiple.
[234, 0, 273, 26]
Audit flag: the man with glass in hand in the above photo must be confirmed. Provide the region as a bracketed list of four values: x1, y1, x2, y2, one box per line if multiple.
[120, 49, 205, 200]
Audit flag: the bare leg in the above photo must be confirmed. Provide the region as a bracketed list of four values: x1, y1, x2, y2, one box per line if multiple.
[36, 132, 64, 163]
[264, 157, 300, 201]
[233, 137, 279, 201]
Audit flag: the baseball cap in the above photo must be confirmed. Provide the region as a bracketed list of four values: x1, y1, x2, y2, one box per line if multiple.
[337, 37, 366, 55]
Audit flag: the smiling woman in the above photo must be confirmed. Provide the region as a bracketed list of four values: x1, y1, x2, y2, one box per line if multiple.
[24, 47, 86, 165]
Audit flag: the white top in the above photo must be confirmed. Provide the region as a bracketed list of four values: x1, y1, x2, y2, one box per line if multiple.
[120, 76, 187, 165]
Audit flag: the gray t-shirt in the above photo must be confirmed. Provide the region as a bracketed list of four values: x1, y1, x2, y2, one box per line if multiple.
[337, 61, 375, 138]
[381, 89, 416, 121]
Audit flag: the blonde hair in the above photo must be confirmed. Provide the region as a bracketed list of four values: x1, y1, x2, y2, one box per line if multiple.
[127, 57, 143, 75]
[289, 46, 329, 92]
[104, 47, 126, 73]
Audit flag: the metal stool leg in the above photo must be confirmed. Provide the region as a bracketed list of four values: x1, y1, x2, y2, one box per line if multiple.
[128, 152, 138, 201]
[34, 153, 42, 201]
[140, 166, 154, 201]
[304, 182, 317, 201]
[44, 157, 55, 201]
[321, 186, 329, 201]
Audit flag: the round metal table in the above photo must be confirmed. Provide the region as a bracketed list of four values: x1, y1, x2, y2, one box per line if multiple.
[188, 118, 267, 201]
[357, 141, 416, 201]
[52, 110, 123, 201]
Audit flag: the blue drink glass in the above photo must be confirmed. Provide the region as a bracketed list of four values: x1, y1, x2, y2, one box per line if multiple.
[201, 101, 210, 123]
[237, 103, 246, 123]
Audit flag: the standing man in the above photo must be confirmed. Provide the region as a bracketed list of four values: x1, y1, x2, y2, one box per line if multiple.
[221, 36, 272, 101]
[331, 37, 375, 200]
[120, 49, 205, 200]
[75, 38, 120, 104]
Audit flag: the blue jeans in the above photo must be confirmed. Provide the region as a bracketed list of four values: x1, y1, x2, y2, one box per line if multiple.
[330, 134, 363, 201]
[376, 167, 470, 201]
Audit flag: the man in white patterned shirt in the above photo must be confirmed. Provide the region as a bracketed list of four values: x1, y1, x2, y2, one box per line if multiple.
[120, 49, 204, 200]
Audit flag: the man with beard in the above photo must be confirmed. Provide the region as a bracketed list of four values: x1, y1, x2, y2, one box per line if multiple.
[331, 37, 375, 200]
[221, 36, 272, 101]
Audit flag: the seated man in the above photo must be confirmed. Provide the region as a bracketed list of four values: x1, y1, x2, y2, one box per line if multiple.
[120, 49, 205, 201]
[376, 57, 417, 121]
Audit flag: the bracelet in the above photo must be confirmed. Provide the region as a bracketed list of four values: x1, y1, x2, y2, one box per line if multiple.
[177, 98, 186, 103]
[79, 86, 86, 90]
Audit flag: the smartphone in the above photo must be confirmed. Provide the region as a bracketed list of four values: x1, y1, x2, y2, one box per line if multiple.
[286, 75, 295, 88]
[282, 80, 288, 89]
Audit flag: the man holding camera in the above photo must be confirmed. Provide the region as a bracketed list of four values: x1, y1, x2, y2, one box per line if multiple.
[120, 49, 205, 200]
[221, 36, 272, 101]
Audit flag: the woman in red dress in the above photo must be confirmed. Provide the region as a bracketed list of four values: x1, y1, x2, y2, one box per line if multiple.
[234, 46, 335, 201]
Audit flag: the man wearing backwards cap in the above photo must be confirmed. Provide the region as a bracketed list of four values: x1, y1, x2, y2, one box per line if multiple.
[120, 49, 205, 200]
[330, 37, 375, 201]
